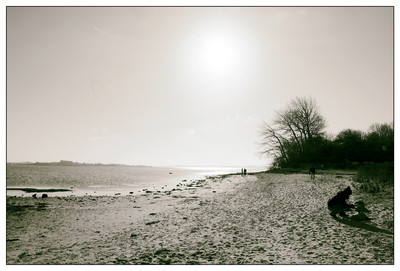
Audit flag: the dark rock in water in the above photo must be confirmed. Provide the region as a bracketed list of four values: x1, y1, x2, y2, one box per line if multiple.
[32, 194, 37, 198]
[41, 194, 48, 198]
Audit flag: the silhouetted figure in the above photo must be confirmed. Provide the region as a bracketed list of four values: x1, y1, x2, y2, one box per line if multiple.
[241, 168, 244, 176]
[350, 201, 372, 221]
[244, 168, 247, 176]
[327, 186, 355, 218]
[309, 167, 316, 180]
[354, 201, 370, 214]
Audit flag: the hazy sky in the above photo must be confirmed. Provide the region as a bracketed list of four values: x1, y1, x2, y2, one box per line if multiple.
[7, 7, 393, 167]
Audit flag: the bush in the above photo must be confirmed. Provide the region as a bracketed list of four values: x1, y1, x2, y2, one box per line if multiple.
[355, 162, 394, 193]
[358, 179, 386, 193]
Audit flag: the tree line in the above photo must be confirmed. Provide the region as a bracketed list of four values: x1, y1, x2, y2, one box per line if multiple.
[259, 97, 394, 169]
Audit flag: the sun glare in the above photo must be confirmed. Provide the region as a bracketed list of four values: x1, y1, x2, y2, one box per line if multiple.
[180, 19, 256, 100]
[197, 34, 240, 75]
[182, 21, 249, 80]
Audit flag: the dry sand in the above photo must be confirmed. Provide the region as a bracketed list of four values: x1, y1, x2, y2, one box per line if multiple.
[6, 173, 394, 264]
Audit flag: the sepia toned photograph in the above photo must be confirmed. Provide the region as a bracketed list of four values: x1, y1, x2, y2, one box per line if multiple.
[6, 5, 394, 265]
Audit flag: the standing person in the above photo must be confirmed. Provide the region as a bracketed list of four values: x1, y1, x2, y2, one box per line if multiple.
[309, 167, 316, 180]
[244, 168, 247, 176]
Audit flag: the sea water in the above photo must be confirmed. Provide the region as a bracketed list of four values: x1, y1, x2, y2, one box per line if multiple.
[6, 164, 266, 197]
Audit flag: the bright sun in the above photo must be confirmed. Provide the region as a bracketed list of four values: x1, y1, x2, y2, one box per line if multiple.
[197, 34, 240, 75]
[180, 20, 255, 99]
[182, 22, 247, 79]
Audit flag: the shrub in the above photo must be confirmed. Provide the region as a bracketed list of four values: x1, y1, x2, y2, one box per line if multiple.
[355, 162, 394, 193]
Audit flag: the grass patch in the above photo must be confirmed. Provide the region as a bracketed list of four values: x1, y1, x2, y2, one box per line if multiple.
[265, 168, 356, 175]
[355, 162, 394, 193]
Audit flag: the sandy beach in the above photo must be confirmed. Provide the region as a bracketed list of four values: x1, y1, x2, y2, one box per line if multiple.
[6, 172, 394, 265]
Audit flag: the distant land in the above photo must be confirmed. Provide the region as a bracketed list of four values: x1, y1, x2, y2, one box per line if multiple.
[6, 160, 152, 167]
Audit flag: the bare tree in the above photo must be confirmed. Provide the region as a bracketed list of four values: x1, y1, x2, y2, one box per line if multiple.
[259, 122, 289, 164]
[259, 97, 326, 167]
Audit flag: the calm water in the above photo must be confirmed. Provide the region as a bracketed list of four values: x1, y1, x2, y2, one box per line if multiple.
[6, 164, 266, 197]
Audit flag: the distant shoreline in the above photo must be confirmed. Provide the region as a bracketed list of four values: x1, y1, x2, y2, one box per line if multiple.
[6, 161, 153, 167]
[6, 161, 267, 169]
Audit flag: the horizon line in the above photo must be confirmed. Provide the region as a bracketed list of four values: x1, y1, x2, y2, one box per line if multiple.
[6, 160, 268, 168]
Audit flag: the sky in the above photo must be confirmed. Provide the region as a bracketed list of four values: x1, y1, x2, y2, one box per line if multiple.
[6, 6, 393, 167]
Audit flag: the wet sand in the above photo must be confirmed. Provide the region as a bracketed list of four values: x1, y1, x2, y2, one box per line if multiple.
[6, 173, 394, 264]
